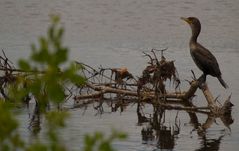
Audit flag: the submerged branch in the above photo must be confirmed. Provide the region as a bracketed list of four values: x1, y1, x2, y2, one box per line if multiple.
[72, 50, 232, 117]
[0, 49, 232, 126]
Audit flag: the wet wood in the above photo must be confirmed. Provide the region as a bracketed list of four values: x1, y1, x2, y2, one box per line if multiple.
[0, 49, 232, 117]
[73, 49, 232, 116]
[200, 83, 216, 107]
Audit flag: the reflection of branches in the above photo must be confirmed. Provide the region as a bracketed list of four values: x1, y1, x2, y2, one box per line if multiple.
[189, 108, 233, 136]
[195, 135, 224, 151]
[140, 108, 179, 150]
[28, 100, 41, 135]
[73, 50, 234, 147]
[138, 101, 233, 150]
[188, 108, 233, 151]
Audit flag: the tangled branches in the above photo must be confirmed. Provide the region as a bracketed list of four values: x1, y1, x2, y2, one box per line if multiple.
[137, 49, 180, 96]
[0, 50, 17, 99]
[0, 48, 233, 133]
[73, 49, 232, 120]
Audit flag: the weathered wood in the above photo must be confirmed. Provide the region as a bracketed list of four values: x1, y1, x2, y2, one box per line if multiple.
[200, 84, 216, 107]
[74, 77, 232, 115]
[75, 83, 187, 100]
[0, 49, 230, 116]
[183, 80, 199, 100]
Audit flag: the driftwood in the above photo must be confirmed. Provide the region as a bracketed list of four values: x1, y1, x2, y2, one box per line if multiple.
[72, 49, 234, 143]
[0, 49, 233, 134]
[74, 49, 232, 117]
[71, 48, 234, 138]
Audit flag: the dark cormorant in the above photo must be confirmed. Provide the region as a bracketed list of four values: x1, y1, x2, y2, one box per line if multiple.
[181, 17, 228, 88]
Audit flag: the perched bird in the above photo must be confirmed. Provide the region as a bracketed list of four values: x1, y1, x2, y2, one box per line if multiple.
[181, 17, 228, 88]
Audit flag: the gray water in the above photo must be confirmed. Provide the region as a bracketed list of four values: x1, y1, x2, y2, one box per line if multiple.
[0, 0, 239, 150]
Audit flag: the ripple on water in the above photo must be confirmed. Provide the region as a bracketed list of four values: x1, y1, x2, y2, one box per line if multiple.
[1, 0, 238, 151]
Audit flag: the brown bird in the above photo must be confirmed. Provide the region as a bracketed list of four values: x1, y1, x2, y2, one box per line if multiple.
[181, 17, 228, 88]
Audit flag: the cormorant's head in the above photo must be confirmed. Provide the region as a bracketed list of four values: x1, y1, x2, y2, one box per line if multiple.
[181, 17, 201, 30]
[181, 17, 201, 39]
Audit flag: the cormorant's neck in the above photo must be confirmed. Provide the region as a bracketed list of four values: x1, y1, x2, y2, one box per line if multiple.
[190, 25, 201, 44]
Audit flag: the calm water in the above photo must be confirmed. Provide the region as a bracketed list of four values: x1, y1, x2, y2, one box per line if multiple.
[0, 0, 239, 150]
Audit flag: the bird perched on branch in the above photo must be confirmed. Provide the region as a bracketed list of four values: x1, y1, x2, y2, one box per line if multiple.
[181, 17, 228, 88]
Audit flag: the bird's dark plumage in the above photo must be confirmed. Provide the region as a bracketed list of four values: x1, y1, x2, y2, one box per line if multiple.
[181, 17, 228, 88]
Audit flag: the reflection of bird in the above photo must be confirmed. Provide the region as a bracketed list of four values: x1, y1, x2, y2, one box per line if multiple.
[181, 17, 228, 88]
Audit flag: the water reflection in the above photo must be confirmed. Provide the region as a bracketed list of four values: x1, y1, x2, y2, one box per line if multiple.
[138, 106, 179, 150]
[28, 101, 41, 135]
[137, 104, 233, 150]
[196, 135, 224, 151]
[140, 109, 179, 150]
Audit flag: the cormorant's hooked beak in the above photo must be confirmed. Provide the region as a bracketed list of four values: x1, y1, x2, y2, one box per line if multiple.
[181, 17, 191, 24]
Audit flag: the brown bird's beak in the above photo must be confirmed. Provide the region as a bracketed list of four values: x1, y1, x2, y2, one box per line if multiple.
[181, 17, 191, 24]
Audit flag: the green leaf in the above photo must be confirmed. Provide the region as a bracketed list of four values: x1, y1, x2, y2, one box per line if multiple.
[18, 59, 31, 71]
[48, 25, 54, 41]
[54, 48, 68, 65]
[10, 134, 25, 148]
[46, 111, 69, 128]
[29, 78, 42, 95]
[26, 143, 48, 151]
[116, 132, 127, 140]
[99, 141, 113, 151]
[62, 63, 86, 85]
[70, 74, 86, 86]
[31, 37, 49, 63]
[47, 82, 65, 103]
[50, 15, 60, 24]
[57, 27, 64, 39]
[84, 134, 95, 151]
[0, 102, 18, 143]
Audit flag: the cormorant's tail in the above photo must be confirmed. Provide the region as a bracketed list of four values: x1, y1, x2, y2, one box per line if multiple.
[218, 76, 228, 89]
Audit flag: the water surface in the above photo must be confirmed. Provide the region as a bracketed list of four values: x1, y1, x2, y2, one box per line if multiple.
[0, 0, 239, 150]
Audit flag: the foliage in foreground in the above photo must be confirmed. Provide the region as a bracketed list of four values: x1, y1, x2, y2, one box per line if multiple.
[0, 16, 126, 151]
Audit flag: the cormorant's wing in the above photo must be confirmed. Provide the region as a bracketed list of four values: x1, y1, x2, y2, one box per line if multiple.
[190, 43, 221, 76]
